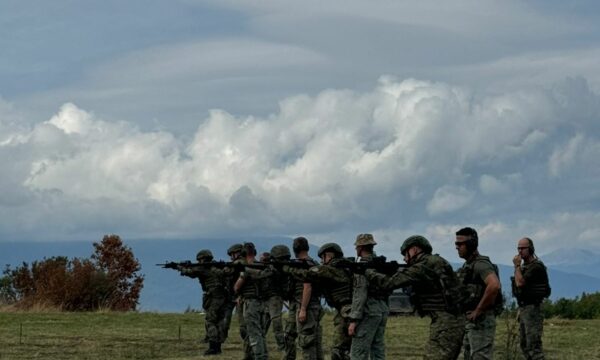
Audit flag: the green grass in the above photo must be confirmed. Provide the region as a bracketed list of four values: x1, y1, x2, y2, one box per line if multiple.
[0, 311, 598, 359]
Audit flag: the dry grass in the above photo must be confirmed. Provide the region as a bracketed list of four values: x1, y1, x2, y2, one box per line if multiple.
[0, 311, 598, 359]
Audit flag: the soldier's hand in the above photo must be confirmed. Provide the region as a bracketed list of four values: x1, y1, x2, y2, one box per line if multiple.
[298, 308, 307, 323]
[364, 269, 376, 278]
[348, 322, 357, 336]
[466, 309, 481, 322]
[512, 255, 522, 267]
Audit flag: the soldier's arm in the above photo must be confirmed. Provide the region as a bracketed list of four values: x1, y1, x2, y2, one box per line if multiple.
[514, 264, 526, 288]
[476, 272, 501, 313]
[233, 274, 245, 294]
[365, 267, 416, 290]
[298, 283, 312, 323]
[348, 274, 367, 320]
[286, 267, 310, 281]
[178, 266, 201, 278]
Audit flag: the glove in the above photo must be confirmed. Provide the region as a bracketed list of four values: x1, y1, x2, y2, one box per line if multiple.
[364, 268, 376, 278]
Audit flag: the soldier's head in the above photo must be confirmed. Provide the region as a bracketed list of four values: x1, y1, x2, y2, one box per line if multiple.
[400, 235, 432, 265]
[317, 242, 343, 264]
[241, 242, 257, 259]
[354, 233, 376, 257]
[227, 243, 243, 260]
[455, 227, 478, 259]
[517, 237, 535, 261]
[259, 252, 271, 263]
[270, 245, 291, 261]
[196, 249, 213, 263]
[292, 237, 309, 257]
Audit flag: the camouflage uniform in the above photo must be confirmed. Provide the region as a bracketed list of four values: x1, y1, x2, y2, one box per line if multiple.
[262, 269, 286, 351]
[179, 252, 228, 355]
[513, 259, 550, 360]
[229, 257, 253, 360]
[349, 252, 390, 360]
[286, 255, 353, 360]
[366, 250, 465, 360]
[238, 264, 271, 360]
[223, 244, 243, 347]
[284, 256, 324, 360]
[457, 254, 500, 360]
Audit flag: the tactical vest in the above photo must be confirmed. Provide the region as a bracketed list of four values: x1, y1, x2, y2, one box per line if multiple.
[198, 267, 226, 296]
[456, 254, 504, 315]
[240, 272, 262, 299]
[292, 258, 321, 305]
[410, 254, 462, 315]
[261, 270, 278, 298]
[322, 259, 353, 309]
[511, 260, 551, 306]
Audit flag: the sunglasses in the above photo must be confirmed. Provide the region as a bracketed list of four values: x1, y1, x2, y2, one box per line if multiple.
[455, 242, 468, 246]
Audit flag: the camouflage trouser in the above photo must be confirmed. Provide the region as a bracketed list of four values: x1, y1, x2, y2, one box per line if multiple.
[202, 293, 228, 343]
[284, 302, 298, 360]
[463, 311, 496, 360]
[220, 299, 236, 342]
[237, 301, 252, 360]
[331, 309, 352, 360]
[263, 295, 286, 350]
[243, 298, 268, 360]
[518, 304, 545, 360]
[349, 310, 388, 360]
[425, 311, 465, 360]
[297, 305, 324, 360]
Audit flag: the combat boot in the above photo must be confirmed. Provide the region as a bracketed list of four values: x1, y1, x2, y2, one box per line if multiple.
[203, 342, 221, 355]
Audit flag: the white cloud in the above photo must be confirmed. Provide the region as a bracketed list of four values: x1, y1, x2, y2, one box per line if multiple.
[479, 175, 509, 195]
[427, 186, 474, 215]
[0, 76, 599, 247]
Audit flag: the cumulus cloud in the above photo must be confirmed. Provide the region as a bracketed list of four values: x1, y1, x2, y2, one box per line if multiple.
[427, 186, 474, 215]
[0, 77, 599, 250]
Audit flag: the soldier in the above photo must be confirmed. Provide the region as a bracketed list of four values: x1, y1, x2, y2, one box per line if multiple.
[455, 227, 502, 360]
[512, 237, 550, 360]
[178, 250, 228, 355]
[283, 236, 324, 360]
[261, 247, 288, 351]
[234, 242, 269, 360]
[223, 243, 244, 346]
[348, 234, 390, 360]
[284, 242, 353, 360]
[366, 235, 465, 359]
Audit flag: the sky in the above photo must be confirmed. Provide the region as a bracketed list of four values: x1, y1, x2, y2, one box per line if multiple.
[1, 0, 599, 265]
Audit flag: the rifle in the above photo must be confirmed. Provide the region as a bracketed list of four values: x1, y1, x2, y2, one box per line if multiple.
[337, 256, 406, 275]
[156, 260, 241, 270]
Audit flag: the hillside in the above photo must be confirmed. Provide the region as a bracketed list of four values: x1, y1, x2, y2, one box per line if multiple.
[2, 240, 600, 311]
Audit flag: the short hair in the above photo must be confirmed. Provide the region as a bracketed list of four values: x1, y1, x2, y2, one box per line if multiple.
[293, 237, 309, 253]
[456, 227, 478, 249]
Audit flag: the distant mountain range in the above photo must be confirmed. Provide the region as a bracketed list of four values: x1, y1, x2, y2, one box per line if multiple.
[1, 240, 599, 312]
[538, 248, 600, 279]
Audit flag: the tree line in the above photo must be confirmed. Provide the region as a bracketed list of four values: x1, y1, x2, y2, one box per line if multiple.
[0, 235, 143, 311]
[539, 292, 600, 319]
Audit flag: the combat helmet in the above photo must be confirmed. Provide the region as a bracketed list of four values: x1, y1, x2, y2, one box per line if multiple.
[354, 233, 377, 246]
[227, 243, 243, 256]
[196, 249, 214, 262]
[400, 235, 432, 256]
[270, 245, 291, 260]
[318, 243, 344, 258]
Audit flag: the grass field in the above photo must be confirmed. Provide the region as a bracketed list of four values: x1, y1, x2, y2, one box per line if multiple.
[0, 311, 599, 359]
